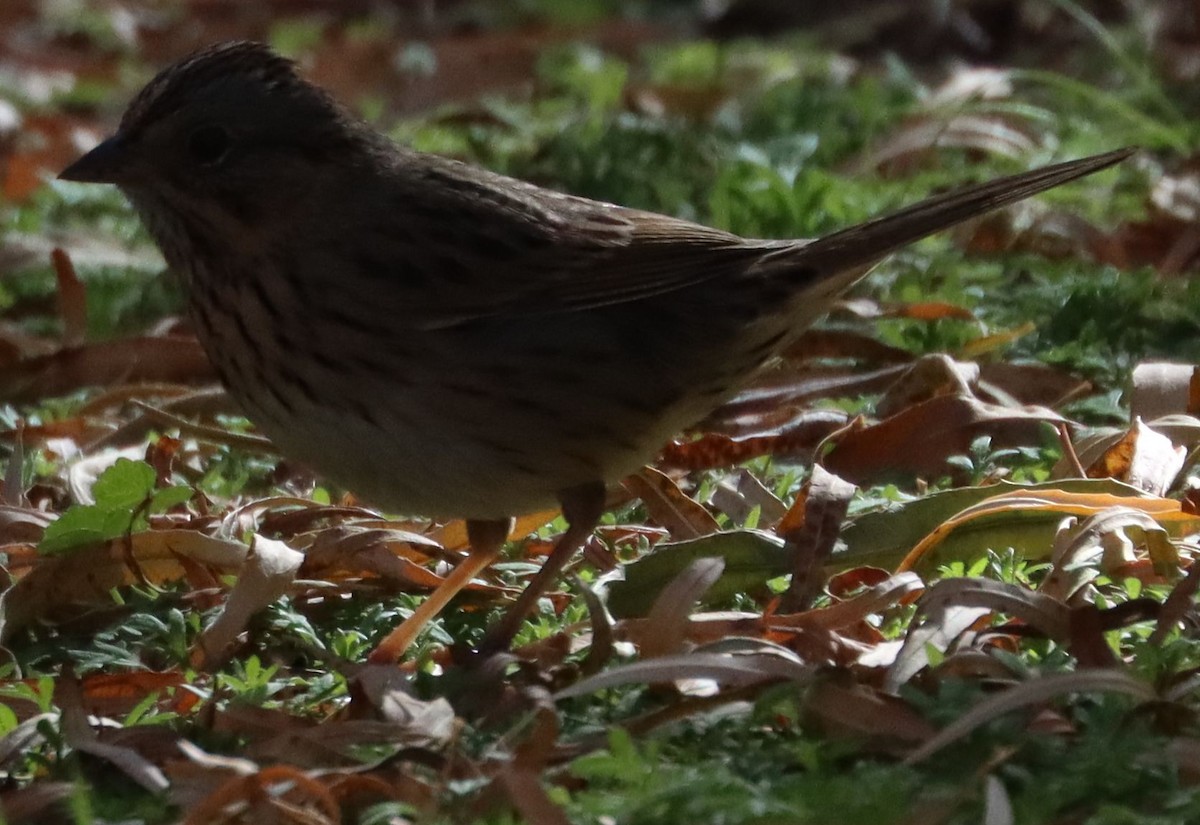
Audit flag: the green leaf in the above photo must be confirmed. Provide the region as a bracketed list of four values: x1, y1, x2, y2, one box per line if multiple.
[38, 505, 133, 555]
[148, 485, 193, 513]
[91, 459, 156, 510]
[606, 530, 789, 618]
[37, 460, 181, 555]
[836, 478, 1154, 571]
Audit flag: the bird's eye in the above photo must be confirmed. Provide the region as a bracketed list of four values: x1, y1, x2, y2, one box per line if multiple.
[187, 125, 232, 166]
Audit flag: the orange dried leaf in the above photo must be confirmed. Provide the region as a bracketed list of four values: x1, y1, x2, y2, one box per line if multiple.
[624, 466, 720, 540]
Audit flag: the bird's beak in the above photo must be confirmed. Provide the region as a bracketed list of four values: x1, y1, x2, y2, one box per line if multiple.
[59, 136, 128, 184]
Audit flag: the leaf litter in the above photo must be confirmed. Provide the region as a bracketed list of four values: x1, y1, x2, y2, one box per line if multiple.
[1, 1, 1200, 823]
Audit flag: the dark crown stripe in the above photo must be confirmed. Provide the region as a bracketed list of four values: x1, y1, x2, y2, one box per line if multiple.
[119, 41, 301, 137]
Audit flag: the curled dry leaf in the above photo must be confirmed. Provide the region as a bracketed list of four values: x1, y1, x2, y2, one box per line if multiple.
[977, 361, 1092, 408]
[823, 393, 1065, 485]
[707, 468, 787, 528]
[634, 557, 725, 658]
[770, 571, 923, 633]
[667, 410, 849, 468]
[927, 67, 1013, 106]
[191, 535, 304, 670]
[624, 466, 720, 540]
[1131, 362, 1200, 420]
[352, 665, 459, 740]
[874, 354, 979, 419]
[1040, 507, 1180, 602]
[858, 112, 1037, 176]
[1085, 418, 1186, 495]
[837, 478, 1147, 571]
[181, 762, 340, 825]
[778, 465, 857, 612]
[893, 485, 1198, 574]
[0, 529, 249, 640]
[299, 525, 466, 590]
[555, 644, 813, 699]
[0, 713, 54, 768]
[806, 678, 936, 743]
[0, 504, 54, 544]
[887, 577, 1070, 691]
[0, 335, 217, 404]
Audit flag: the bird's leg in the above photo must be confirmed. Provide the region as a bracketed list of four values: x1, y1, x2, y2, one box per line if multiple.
[476, 481, 607, 655]
[367, 517, 513, 663]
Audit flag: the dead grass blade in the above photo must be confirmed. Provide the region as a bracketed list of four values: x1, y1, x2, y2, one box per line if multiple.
[636, 557, 725, 658]
[556, 645, 812, 699]
[906, 669, 1156, 763]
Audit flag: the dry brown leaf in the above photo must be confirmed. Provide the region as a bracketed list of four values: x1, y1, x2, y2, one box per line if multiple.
[977, 361, 1091, 408]
[660, 411, 847, 471]
[823, 393, 1065, 484]
[0, 504, 53, 544]
[75, 671, 194, 718]
[624, 466, 720, 539]
[779, 328, 915, 363]
[50, 248, 86, 348]
[771, 571, 923, 633]
[58, 675, 169, 794]
[707, 469, 787, 527]
[779, 466, 857, 611]
[888, 578, 1070, 691]
[0, 781, 74, 825]
[636, 557, 725, 659]
[0, 335, 217, 403]
[191, 535, 303, 669]
[1085, 418, 1186, 494]
[875, 354, 979, 419]
[0, 712, 53, 766]
[1040, 507, 1180, 602]
[1, 529, 249, 640]
[806, 679, 936, 742]
[180, 761, 340, 825]
[556, 645, 812, 699]
[896, 487, 1197, 573]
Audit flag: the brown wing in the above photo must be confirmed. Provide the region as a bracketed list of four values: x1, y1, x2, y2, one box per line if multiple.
[372, 153, 785, 328]
[370, 147, 1133, 329]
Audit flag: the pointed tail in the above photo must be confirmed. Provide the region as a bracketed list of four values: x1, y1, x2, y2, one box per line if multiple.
[790, 146, 1135, 274]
